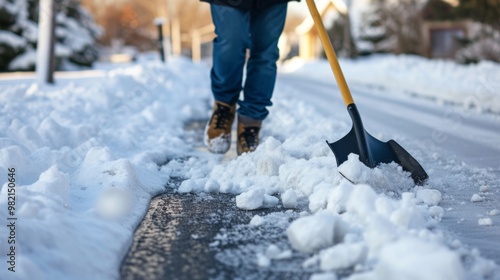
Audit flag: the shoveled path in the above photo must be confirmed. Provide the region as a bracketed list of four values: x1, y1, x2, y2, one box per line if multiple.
[120, 120, 311, 280]
[120, 190, 311, 280]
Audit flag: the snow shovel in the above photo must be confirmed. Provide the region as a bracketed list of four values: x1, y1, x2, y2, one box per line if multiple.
[305, 0, 428, 185]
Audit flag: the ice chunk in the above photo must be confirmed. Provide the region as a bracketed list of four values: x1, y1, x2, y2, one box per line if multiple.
[374, 238, 464, 280]
[390, 193, 426, 229]
[256, 253, 271, 267]
[346, 184, 377, 219]
[263, 194, 279, 208]
[287, 212, 341, 253]
[26, 165, 69, 201]
[326, 180, 353, 214]
[309, 182, 332, 212]
[250, 215, 265, 227]
[236, 188, 265, 210]
[281, 189, 298, 209]
[479, 185, 489, 192]
[478, 218, 492, 226]
[320, 243, 367, 271]
[416, 188, 442, 206]
[471, 194, 485, 202]
[178, 179, 198, 193]
[428, 206, 444, 219]
[204, 179, 220, 193]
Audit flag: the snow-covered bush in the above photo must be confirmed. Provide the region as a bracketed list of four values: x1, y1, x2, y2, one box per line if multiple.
[0, 0, 101, 71]
[355, 0, 426, 55]
[355, 0, 500, 64]
[455, 22, 500, 64]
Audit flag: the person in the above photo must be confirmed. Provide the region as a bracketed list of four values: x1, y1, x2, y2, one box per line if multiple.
[201, 0, 299, 155]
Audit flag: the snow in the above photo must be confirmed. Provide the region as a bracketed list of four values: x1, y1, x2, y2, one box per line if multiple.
[56, 13, 94, 53]
[479, 185, 490, 192]
[0, 54, 499, 279]
[287, 212, 342, 253]
[0, 30, 27, 49]
[319, 242, 367, 271]
[310, 272, 338, 280]
[249, 215, 265, 227]
[0, 57, 210, 279]
[415, 188, 442, 206]
[256, 252, 271, 267]
[478, 218, 493, 226]
[281, 189, 298, 208]
[8, 48, 36, 70]
[236, 188, 266, 210]
[366, 238, 465, 280]
[471, 193, 485, 202]
[283, 55, 500, 114]
[154, 17, 165, 25]
[265, 244, 293, 260]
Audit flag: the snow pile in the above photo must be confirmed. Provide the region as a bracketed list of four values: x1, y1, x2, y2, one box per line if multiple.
[174, 83, 497, 278]
[199, 143, 496, 278]
[283, 55, 500, 113]
[369, 238, 464, 280]
[0, 58, 211, 279]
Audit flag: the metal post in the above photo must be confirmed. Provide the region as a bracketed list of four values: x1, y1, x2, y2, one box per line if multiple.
[155, 18, 166, 62]
[36, 0, 55, 84]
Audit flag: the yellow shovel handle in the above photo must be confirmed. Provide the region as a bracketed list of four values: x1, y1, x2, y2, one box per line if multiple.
[305, 0, 354, 106]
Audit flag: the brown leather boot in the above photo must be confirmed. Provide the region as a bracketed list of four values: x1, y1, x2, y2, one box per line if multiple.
[237, 115, 262, 156]
[204, 101, 236, 153]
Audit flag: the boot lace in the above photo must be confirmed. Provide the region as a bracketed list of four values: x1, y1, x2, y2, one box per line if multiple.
[212, 104, 232, 129]
[240, 126, 260, 149]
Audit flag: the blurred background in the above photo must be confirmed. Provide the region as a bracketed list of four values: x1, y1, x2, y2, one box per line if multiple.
[0, 0, 499, 72]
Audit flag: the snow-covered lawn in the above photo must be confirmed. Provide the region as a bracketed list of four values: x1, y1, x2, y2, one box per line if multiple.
[0, 55, 499, 279]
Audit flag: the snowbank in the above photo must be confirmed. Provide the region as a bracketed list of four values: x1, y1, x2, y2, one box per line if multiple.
[0, 58, 211, 279]
[283, 55, 500, 114]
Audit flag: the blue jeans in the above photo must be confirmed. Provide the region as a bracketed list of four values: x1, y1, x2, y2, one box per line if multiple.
[210, 3, 287, 120]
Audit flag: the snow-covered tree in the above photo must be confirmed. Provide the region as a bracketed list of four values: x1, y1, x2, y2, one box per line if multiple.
[0, 0, 101, 71]
[455, 22, 500, 64]
[454, 0, 500, 63]
[355, 0, 388, 54]
[356, 0, 426, 55]
[456, 0, 500, 28]
[323, 9, 358, 58]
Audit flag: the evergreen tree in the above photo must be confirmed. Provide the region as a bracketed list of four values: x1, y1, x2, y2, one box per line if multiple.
[357, 0, 425, 55]
[456, 0, 500, 28]
[357, 0, 388, 54]
[453, 0, 500, 63]
[0, 0, 101, 71]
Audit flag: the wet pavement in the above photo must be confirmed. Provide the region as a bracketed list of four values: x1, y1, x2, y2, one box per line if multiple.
[120, 186, 312, 280]
[121, 119, 313, 279]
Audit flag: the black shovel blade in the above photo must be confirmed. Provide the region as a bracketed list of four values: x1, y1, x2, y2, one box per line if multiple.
[326, 104, 428, 185]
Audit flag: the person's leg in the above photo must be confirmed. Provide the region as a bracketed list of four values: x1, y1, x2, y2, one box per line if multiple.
[210, 4, 251, 105]
[206, 5, 251, 154]
[238, 3, 287, 120]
